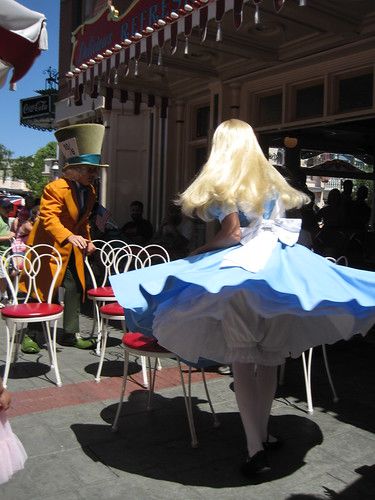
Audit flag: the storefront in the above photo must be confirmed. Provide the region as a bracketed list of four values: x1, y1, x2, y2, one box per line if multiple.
[57, 0, 375, 235]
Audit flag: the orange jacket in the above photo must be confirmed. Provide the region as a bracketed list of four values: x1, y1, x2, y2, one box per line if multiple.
[22, 177, 96, 301]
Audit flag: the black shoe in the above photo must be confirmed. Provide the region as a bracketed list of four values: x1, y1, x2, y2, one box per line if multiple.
[263, 435, 283, 451]
[240, 450, 271, 478]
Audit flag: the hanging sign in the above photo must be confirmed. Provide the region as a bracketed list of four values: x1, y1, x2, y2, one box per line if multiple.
[20, 94, 52, 119]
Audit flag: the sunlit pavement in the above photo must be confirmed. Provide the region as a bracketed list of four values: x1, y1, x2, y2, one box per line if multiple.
[1, 309, 375, 500]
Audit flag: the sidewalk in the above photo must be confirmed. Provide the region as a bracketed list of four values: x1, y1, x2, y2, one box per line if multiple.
[1, 309, 375, 499]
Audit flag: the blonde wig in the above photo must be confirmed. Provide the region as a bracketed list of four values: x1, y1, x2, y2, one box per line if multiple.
[180, 119, 310, 221]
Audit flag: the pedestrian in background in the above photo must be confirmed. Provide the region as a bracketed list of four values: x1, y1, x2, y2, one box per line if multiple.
[0, 198, 15, 307]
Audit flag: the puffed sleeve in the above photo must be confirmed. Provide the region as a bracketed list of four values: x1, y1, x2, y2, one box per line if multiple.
[208, 203, 238, 223]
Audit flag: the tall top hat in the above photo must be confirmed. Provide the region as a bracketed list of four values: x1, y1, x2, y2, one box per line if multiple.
[54, 123, 109, 170]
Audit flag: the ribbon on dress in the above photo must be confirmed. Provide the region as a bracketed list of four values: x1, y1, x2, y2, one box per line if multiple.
[220, 218, 302, 272]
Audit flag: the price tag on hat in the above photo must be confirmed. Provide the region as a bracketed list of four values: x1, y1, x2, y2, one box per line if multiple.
[59, 138, 79, 159]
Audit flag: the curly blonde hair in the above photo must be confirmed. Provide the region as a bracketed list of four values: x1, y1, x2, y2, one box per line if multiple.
[179, 119, 310, 221]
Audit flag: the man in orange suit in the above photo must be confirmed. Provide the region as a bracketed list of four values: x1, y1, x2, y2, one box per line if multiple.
[21, 124, 108, 352]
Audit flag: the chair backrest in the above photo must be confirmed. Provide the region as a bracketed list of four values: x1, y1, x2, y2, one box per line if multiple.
[325, 255, 348, 267]
[85, 239, 127, 289]
[1, 244, 62, 304]
[335, 255, 348, 266]
[143, 244, 170, 266]
[314, 229, 348, 258]
[7, 241, 31, 292]
[113, 244, 170, 274]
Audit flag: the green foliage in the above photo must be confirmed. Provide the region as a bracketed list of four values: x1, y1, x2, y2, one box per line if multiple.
[0, 144, 13, 163]
[12, 142, 57, 197]
[12, 155, 33, 181]
[31, 142, 57, 196]
[0, 144, 13, 183]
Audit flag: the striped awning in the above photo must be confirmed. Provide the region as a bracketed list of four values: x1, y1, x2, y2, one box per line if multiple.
[67, 0, 307, 92]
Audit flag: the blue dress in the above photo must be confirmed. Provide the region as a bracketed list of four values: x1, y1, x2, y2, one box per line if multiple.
[110, 200, 375, 366]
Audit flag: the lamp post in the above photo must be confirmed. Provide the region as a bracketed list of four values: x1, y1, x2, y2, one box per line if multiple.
[51, 161, 60, 180]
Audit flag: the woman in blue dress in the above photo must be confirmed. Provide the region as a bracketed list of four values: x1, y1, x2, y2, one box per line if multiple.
[111, 119, 375, 477]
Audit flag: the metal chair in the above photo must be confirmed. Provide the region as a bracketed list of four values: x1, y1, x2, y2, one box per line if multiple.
[279, 255, 345, 414]
[0, 245, 64, 388]
[95, 244, 170, 386]
[112, 331, 219, 448]
[85, 239, 126, 354]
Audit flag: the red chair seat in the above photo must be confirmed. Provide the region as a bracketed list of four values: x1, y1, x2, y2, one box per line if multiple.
[100, 302, 124, 316]
[122, 332, 170, 353]
[1, 303, 64, 319]
[87, 286, 114, 298]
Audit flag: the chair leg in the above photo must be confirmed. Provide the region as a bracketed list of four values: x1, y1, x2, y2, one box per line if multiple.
[200, 368, 220, 428]
[3, 321, 16, 388]
[45, 320, 62, 387]
[42, 322, 54, 367]
[95, 301, 103, 356]
[177, 359, 198, 448]
[90, 299, 98, 337]
[188, 367, 193, 416]
[12, 324, 22, 364]
[112, 349, 130, 431]
[141, 356, 149, 388]
[146, 357, 157, 410]
[302, 349, 314, 414]
[95, 317, 109, 382]
[322, 344, 339, 403]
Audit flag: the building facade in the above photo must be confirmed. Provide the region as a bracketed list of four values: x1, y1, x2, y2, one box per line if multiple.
[56, 0, 375, 234]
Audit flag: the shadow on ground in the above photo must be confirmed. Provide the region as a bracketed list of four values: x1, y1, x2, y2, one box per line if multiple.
[71, 393, 323, 488]
[0, 359, 50, 380]
[84, 359, 140, 379]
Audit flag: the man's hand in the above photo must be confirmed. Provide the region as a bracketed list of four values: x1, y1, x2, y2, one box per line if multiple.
[86, 241, 97, 256]
[8, 231, 15, 240]
[67, 234, 89, 250]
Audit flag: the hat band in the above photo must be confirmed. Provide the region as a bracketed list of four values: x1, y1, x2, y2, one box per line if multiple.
[66, 154, 101, 166]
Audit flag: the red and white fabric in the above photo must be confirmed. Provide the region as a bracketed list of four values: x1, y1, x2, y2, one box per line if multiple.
[0, 0, 48, 90]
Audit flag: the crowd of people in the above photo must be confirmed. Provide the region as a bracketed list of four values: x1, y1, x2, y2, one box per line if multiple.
[316, 180, 371, 232]
[311, 180, 372, 261]
[1, 119, 375, 485]
[284, 174, 372, 263]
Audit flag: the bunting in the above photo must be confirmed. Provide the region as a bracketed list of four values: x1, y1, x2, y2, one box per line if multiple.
[66, 0, 306, 94]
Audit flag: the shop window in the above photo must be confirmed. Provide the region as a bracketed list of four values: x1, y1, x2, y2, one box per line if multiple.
[295, 84, 324, 119]
[194, 147, 207, 173]
[195, 106, 210, 138]
[257, 93, 282, 126]
[337, 73, 373, 112]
